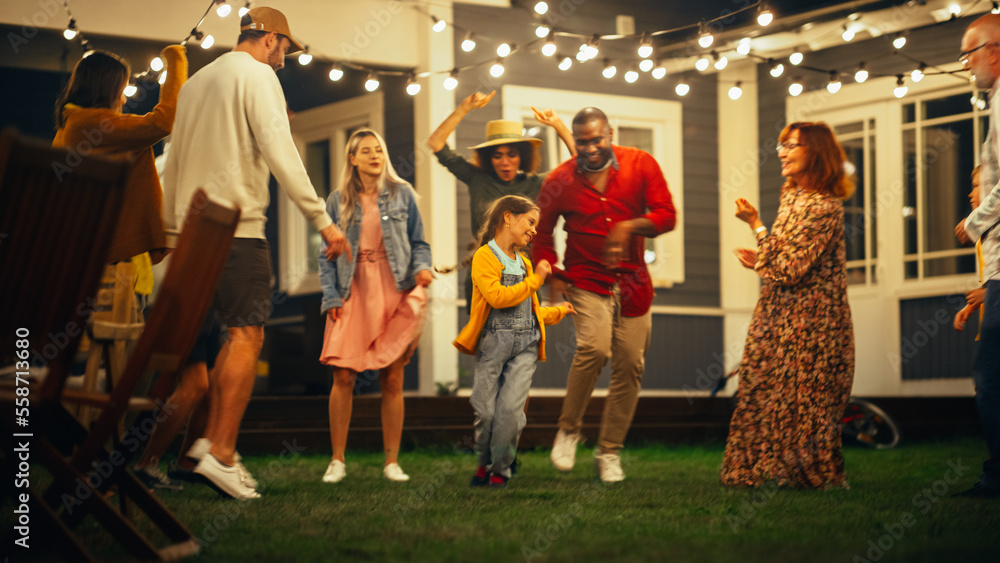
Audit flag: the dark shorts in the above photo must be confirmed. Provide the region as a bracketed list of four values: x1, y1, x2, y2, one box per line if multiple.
[187, 308, 225, 368]
[213, 238, 272, 328]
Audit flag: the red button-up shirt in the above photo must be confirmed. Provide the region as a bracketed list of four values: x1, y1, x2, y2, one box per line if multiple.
[533, 145, 676, 316]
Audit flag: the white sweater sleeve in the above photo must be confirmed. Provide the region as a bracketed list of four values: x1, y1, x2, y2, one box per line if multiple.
[245, 72, 333, 232]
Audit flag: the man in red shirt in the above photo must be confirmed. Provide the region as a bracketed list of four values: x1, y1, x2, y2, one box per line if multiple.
[534, 107, 676, 483]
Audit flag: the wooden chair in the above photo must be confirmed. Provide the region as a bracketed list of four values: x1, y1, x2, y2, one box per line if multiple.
[0, 128, 131, 561]
[39, 189, 240, 561]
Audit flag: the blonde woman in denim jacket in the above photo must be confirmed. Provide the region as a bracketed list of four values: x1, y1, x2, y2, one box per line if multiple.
[318, 129, 432, 484]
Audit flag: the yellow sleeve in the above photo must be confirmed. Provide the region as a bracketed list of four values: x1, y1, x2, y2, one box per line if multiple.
[537, 304, 567, 326]
[471, 247, 544, 309]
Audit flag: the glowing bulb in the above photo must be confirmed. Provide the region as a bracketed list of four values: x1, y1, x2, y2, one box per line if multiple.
[431, 16, 446, 33]
[729, 82, 743, 100]
[893, 35, 906, 49]
[406, 80, 421, 96]
[911, 65, 925, 83]
[63, 26, 77, 40]
[216, 2, 231, 17]
[789, 51, 803, 65]
[239, 5, 250, 18]
[298, 50, 312, 66]
[497, 42, 512, 58]
[534, 1, 549, 15]
[894, 76, 907, 98]
[948, 3, 961, 16]
[788, 80, 803, 97]
[757, 6, 773, 26]
[461, 33, 476, 52]
[842, 26, 855, 42]
[365, 73, 380, 92]
[625, 70, 639, 83]
[714, 55, 728, 70]
[770, 62, 784, 78]
[994, 1, 1000, 14]
[150, 57, 164, 72]
[695, 57, 710, 72]
[536, 25, 551, 39]
[329, 65, 344, 81]
[490, 60, 505, 78]
[124, 84, 137, 97]
[827, 73, 842, 94]
[638, 37, 653, 59]
[855, 64, 868, 83]
[201, 34, 215, 49]
[652, 66, 666, 79]
[675, 81, 690, 96]
[602, 61, 617, 79]
[698, 26, 714, 49]
[558, 56, 572, 71]
[159, 71, 167, 85]
[639, 59, 654, 72]
[737, 37, 751, 56]
[542, 39, 557, 57]
[443, 70, 458, 91]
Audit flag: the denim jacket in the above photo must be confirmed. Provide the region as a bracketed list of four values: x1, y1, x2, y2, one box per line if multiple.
[318, 181, 432, 313]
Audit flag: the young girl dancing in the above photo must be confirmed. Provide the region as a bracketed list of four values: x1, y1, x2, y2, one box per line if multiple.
[454, 195, 574, 488]
[319, 129, 433, 483]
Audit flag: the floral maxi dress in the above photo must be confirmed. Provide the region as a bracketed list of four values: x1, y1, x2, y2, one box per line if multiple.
[721, 185, 855, 489]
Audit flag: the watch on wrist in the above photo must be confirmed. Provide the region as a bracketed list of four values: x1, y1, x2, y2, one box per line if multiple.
[754, 226, 767, 235]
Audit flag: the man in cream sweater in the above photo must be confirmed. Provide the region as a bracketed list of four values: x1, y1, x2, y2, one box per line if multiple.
[163, 7, 349, 499]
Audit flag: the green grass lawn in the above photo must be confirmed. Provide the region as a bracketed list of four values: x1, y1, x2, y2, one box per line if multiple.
[14, 438, 1000, 562]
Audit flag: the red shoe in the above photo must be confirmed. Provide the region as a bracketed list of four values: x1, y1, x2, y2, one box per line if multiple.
[469, 466, 489, 487]
[489, 474, 508, 488]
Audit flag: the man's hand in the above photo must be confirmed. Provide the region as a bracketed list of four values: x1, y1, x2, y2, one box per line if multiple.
[955, 218, 973, 246]
[967, 287, 986, 309]
[604, 220, 634, 268]
[532, 107, 563, 128]
[320, 223, 351, 262]
[460, 90, 495, 112]
[535, 259, 552, 280]
[954, 305, 972, 332]
[415, 269, 434, 287]
[327, 307, 342, 322]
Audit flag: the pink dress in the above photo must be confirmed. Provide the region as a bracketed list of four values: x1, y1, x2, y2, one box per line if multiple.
[320, 192, 427, 371]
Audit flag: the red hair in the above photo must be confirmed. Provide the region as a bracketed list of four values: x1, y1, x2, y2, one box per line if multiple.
[780, 122, 855, 200]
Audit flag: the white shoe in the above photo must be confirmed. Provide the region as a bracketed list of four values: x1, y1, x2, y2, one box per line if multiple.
[234, 452, 258, 489]
[194, 454, 260, 499]
[322, 460, 346, 483]
[550, 430, 581, 472]
[383, 463, 410, 482]
[595, 452, 624, 483]
[185, 438, 212, 461]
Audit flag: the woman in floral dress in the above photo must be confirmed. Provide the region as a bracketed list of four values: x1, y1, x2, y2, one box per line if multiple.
[721, 122, 856, 489]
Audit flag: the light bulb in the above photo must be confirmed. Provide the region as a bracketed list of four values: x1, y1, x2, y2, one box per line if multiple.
[842, 25, 855, 42]
[602, 60, 617, 79]
[827, 73, 842, 94]
[788, 80, 803, 97]
[406, 79, 421, 96]
[490, 60, 505, 78]
[911, 64, 925, 83]
[698, 24, 714, 49]
[729, 82, 743, 100]
[558, 55, 572, 71]
[638, 36, 653, 59]
[894, 75, 907, 98]
[639, 59, 654, 72]
[159, 71, 168, 85]
[63, 21, 77, 41]
[201, 34, 215, 49]
[770, 61, 784, 77]
[365, 73, 380, 92]
[757, 5, 773, 26]
[652, 66, 666, 79]
[150, 57, 164, 72]
[714, 55, 728, 70]
[216, 2, 231, 17]
[443, 70, 458, 91]
[534, 1, 549, 15]
[497, 42, 511, 58]
[431, 16, 446, 33]
[675, 81, 690, 96]
[625, 69, 639, 83]
[536, 25, 551, 39]
[789, 51, 803, 65]
[329, 65, 344, 81]
[298, 50, 312, 66]
[948, 3, 961, 16]
[855, 64, 868, 83]
[542, 39, 557, 57]
[737, 37, 751, 56]
[993, 1, 1000, 14]
[461, 33, 476, 52]
[238, 3, 251, 18]
[124, 84, 137, 97]
[695, 57, 710, 72]
[893, 34, 906, 49]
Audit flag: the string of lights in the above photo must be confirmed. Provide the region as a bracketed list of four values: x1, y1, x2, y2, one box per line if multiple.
[55, 0, 983, 102]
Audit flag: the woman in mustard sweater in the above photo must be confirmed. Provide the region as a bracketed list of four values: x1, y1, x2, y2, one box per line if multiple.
[454, 195, 574, 488]
[53, 45, 187, 265]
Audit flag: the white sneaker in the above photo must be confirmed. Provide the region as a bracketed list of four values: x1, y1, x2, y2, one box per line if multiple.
[383, 463, 410, 482]
[185, 438, 212, 461]
[595, 452, 624, 483]
[194, 454, 260, 499]
[234, 452, 258, 489]
[322, 460, 346, 483]
[550, 430, 581, 472]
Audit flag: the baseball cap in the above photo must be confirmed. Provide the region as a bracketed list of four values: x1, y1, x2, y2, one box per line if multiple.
[240, 7, 305, 54]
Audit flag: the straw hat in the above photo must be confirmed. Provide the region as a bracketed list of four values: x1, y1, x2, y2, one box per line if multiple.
[468, 120, 543, 150]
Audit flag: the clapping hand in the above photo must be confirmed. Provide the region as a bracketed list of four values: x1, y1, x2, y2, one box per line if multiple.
[735, 198, 760, 227]
[734, 248, 757, 269]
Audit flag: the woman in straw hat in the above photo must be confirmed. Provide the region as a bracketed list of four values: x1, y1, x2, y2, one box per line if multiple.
[427, 90, 575, 301]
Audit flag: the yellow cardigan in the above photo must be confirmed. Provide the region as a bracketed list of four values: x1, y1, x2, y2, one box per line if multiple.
[454, 245, 568, 361]
[53, 45, 187, 265]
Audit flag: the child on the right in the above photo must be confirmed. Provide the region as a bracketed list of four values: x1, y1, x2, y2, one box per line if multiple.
[955, 165, 987, 335]
[454, 195, 574, 488]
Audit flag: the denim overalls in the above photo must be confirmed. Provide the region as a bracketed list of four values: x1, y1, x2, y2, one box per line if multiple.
[469, 243, 541, 477]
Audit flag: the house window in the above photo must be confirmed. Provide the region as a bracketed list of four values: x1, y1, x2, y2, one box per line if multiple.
[900, 91, 983, 280]
[837, 119, 878, 286]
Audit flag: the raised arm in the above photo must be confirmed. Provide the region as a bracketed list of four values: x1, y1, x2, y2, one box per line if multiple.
[532, 107, 576, 157]
[427, 90, 495, 152]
